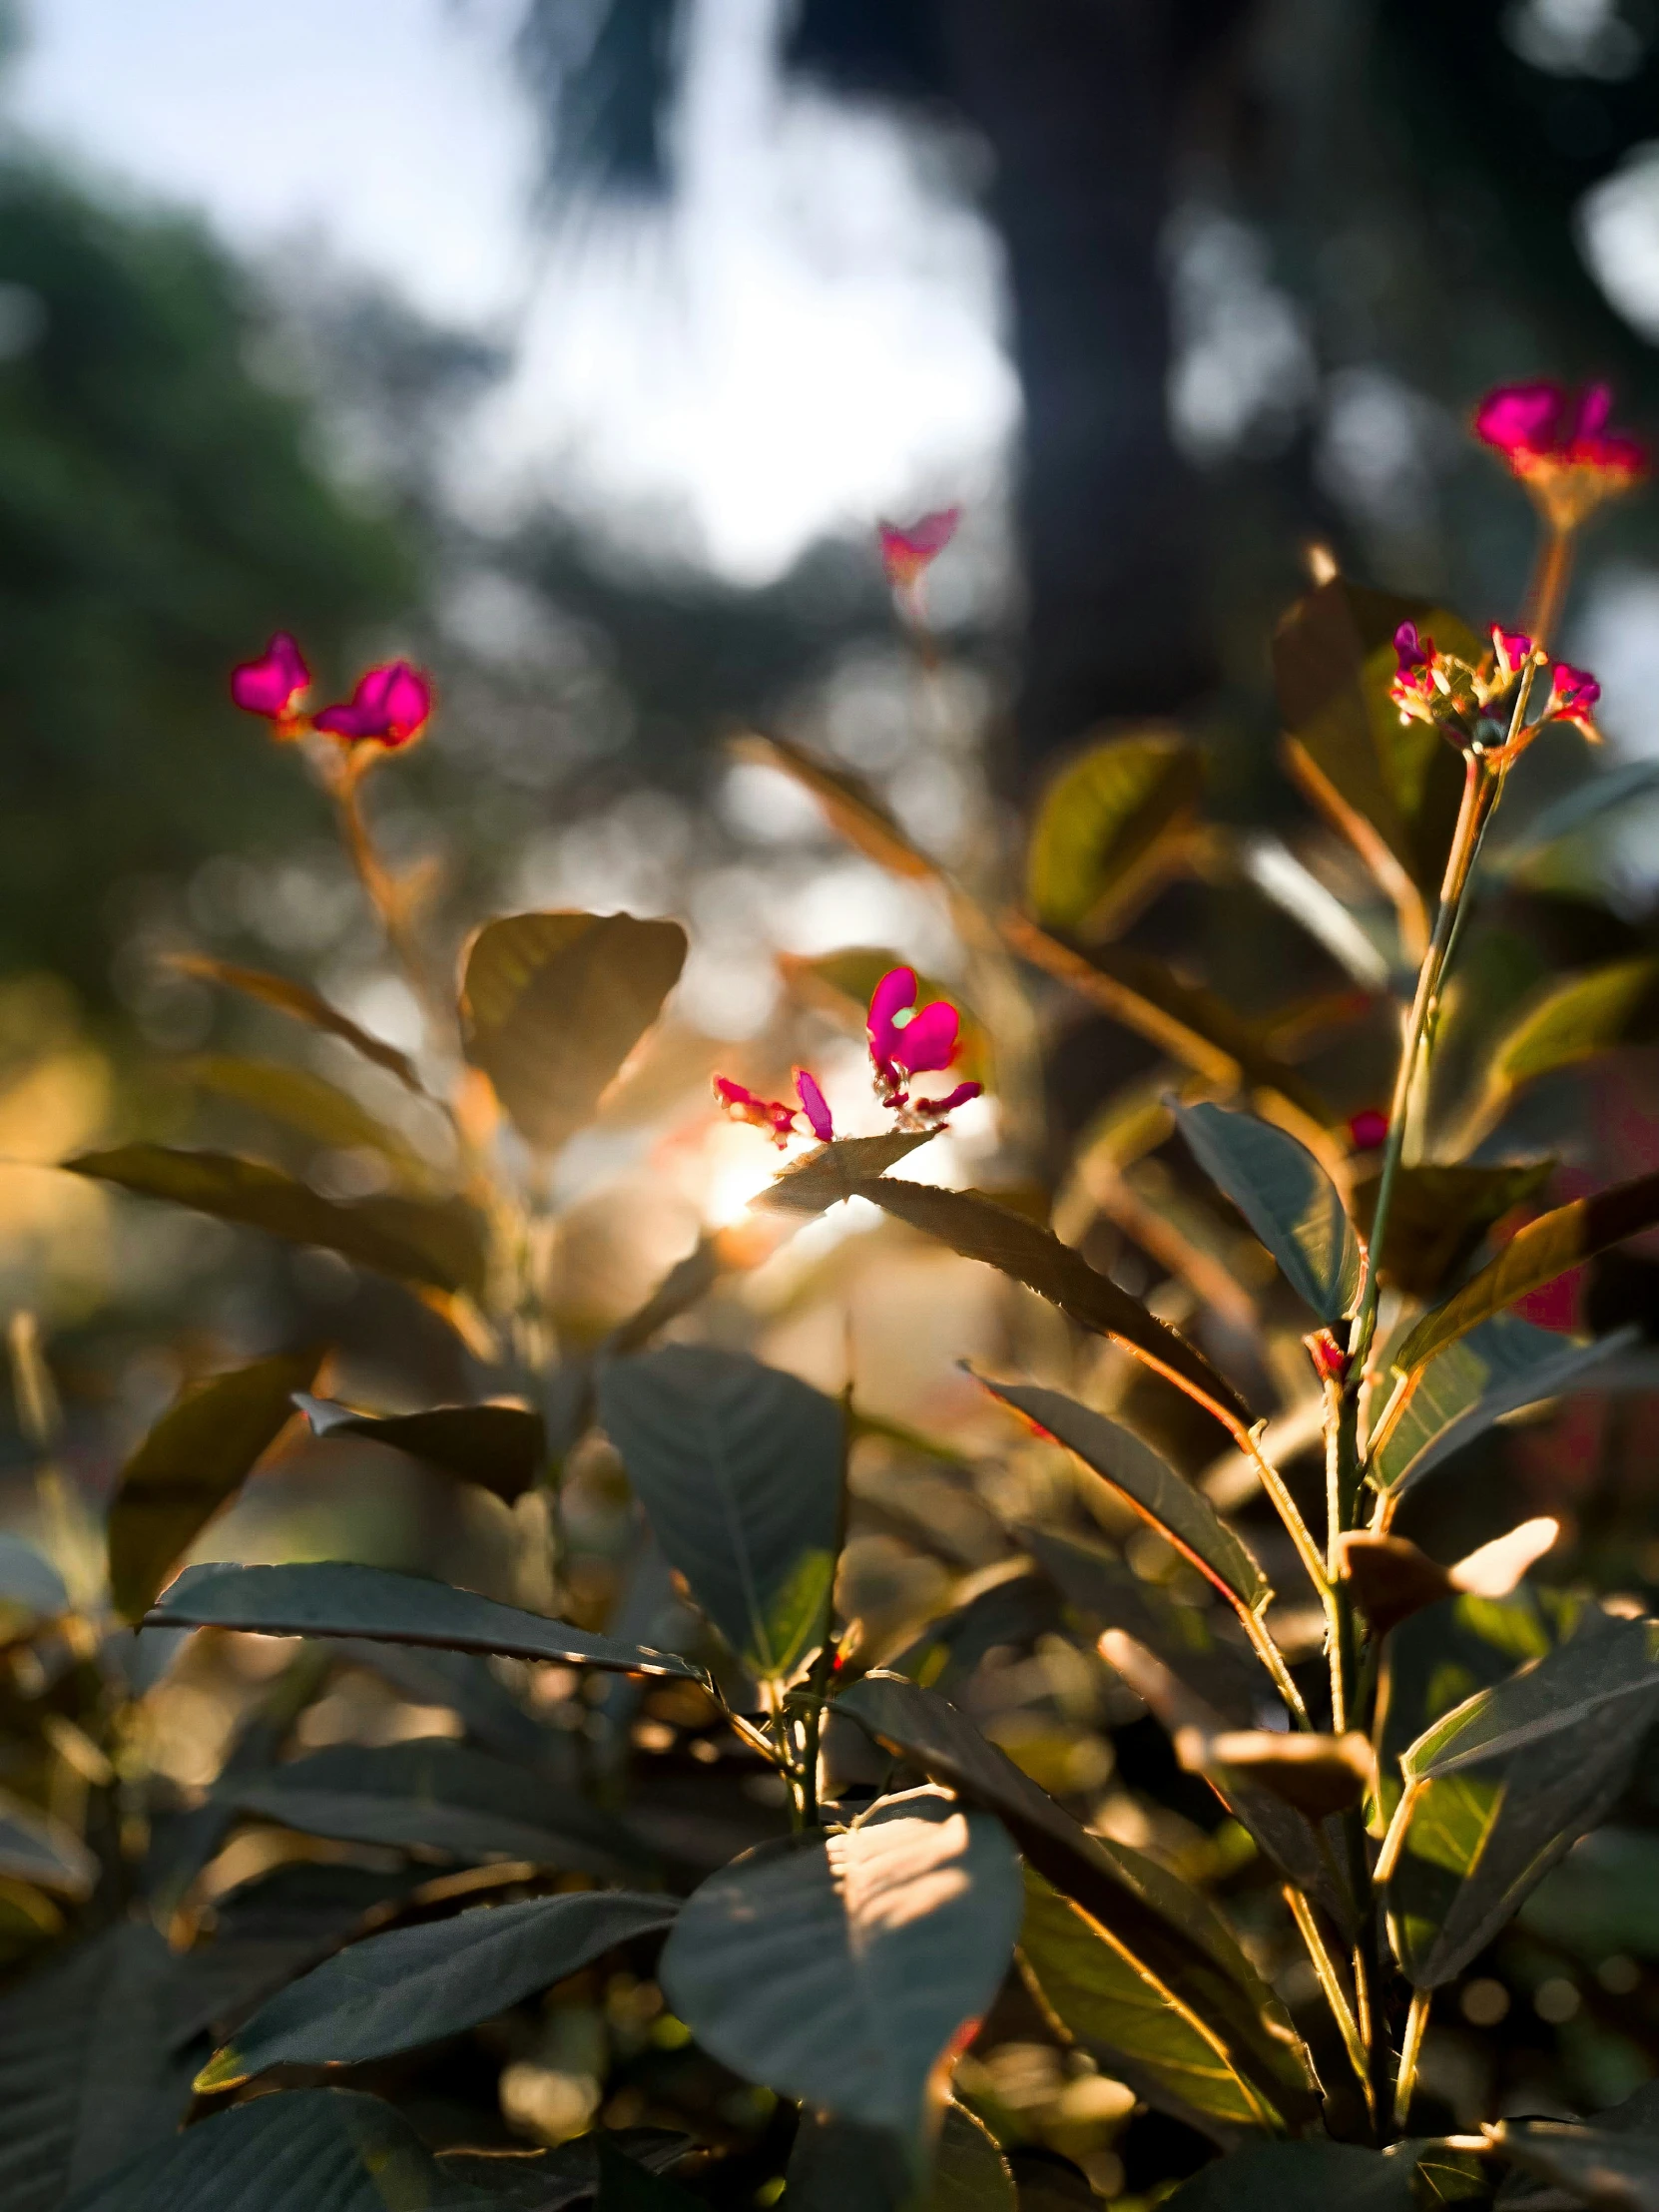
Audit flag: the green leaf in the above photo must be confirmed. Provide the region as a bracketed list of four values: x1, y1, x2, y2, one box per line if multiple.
[172, 954, 426, 1092]
[295, 1393, 545, 1502]
[0, 1789, 98, 1898]
[786, 2101, 1017, 2211]
[762, 1130, 940, 1212]
[834, 1674, 1317, 2131]
[184, 1054, 433, 1182]
[66, 1145, 488, 1298]
[224, 1736, 648, 1875]
[1019, 1867, 1281, 2133]
[145, 1560, 703, 1680]
[734, 731, 942, 882]
[198, 1890, 675, 2090]
[1394, 1171, 1659, 1376]
[1026, 733, 1203, 936]
[1273, 577, 1475, 895]
[597, 1347, 841, 1683]
[329, 1639, 563, 1770]
[661, 1790, 1023, 2161]
[1488, 957, 1659, 1093]
[605, 1237, 726, 1356]
[63, 2087, 497, 2212]
[1521, 1826, 1659, 1963]
[1165, 2140, 1424, 2210]
[1489, 2120, 1659, 2211]
[460, 910, 687, 1153]
[979, 1377, 1268, 1614]
[1400, 1611, 1659, 1784]
[1354, 1163, 1554, 1302]
[437, 2132, 692, 2211]
[1176, 1103, 1360, 1323]
[594, 2135, 704, 2210]
[769, 1177, 1254, 1430]
[1372, 1320, 1638, 1499]
[109, 1350, 321, 1623]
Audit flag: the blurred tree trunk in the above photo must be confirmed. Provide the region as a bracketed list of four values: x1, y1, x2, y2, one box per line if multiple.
[935, 0, 1242, 787]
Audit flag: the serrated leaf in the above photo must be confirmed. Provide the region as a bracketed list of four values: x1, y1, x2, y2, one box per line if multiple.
[597, 1347, 841, 1683]
[661, 1792, 1023, 2159]
[833, 1674, 1317, 2131]
[786, 2100, 1016, 2211]
[1026, 733, 1203, 936]
[1490, 2120, 1659, 2211]
[224, 1737, 647, 1874]
[171, 954, 425, 1092]
[296, 1393, 545, 1502]
[145, 1560, 702, 1679]
[1394, 1171, 1659, 1376]
[198, 1890, 674, 2090]
[1354, 1162, 1554, 1302]
[980, 1377, 1268, 1613]
[1177, 1103, 1359, 1323]
[771, 1177, 1253, 1428]
[734, 731, 941, 881]
[1165, 2140, 1424, 2210]
[761, 1130, 939, 1212]
[1372, 1320, 1637, 1499]
[66, 1145, 488, 1297]
[63, 2087, 497, 2212]
[460, 911, 687, 1153]
[109, 1350, 320, 1623]
[184, 1054, 433, 1182]
[0, 1789, 98, 1898]
[1019, 1868, 1280, 2133]
[1274, 577, 1475, 894]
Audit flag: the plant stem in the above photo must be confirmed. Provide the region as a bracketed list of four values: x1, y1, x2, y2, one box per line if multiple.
[1393, 1988, 1431, 2128]
[1284, 1885, 1374, 2121]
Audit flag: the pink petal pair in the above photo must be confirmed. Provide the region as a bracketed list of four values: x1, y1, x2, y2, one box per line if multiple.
[314, 661, 432, 748]
[867, 966, 960, 1080]
[230, 632, 309, 721]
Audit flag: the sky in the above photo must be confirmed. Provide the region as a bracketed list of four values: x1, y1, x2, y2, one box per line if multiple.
[5, 0, 1016, 582]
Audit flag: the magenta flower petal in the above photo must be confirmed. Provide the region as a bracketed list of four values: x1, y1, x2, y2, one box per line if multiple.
[314, 660, 432, 747]
[231, 631, 309, 719]
[1474, 382, 1566, 458]
[1348, 1108, 1388, 1152]
[893, 998, 959, 1076]
[1392, 621, 1432, 673]
[867, 966, 917, 1067]
[794, 1067, 834, 1143]
[913, 1080, 981, 1119]
[877, 506, 961, 590]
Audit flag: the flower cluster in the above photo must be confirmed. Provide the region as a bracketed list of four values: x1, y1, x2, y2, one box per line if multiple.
[1474, 381, 1647, 533]
[1388, 620, 1600, 755]
[231, 634, 433, 753]
[714, 966, 982, 1150]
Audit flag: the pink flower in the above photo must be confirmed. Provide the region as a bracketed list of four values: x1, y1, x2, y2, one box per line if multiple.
[714, 1077, 799, 1149]
[877, 507, 961, 592]
[912, 1080, 982, 1119]
[1545, 661, 1603, 741]
[314, 661, 432, 749]
[1393, 621, 1433, 672]
[1349, 1108, 1388, 1152]
[1474, 380, 1646, 530]
[795, 1067, 834, 1143]
[231, 632, 309, 725]
[867, 967, 961, 1086]
[1490, 626, 1534, 684]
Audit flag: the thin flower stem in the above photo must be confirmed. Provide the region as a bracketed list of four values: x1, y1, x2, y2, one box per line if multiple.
[1284, 1885, 1374, 2121]
[1526, 524, 1575, 650]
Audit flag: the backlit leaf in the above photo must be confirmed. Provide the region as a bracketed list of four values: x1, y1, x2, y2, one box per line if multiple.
[224, 1737, 647, 1875]
[1490, 956, 1659, 1092]
[770, 1177, 1253, 1429]
[786, 2100, 1016, 2211]
[1165, 2140, 1424, 2210]
[198, 1890, 674, 2090]
[184, 1055, 433, 1183]
[109, 1350, 321, 1623]
[460, 910, 687, 1153]
[1176, 1103, 1359, 1323]
[66, 1145, 488, 1297]
[0, 1790, 98, 1899]
[1026, 733, 1203, 936]
[1489, 2120, 1659, 2211]
[1019, 1868, 1280, 2132]
[733, 731, 941, 882]
[663, 1792, 1021, 2160]
[295, 1393, 545, 1502]
[145, 1560, 702, 1680]
[980, 1377, 1268, 1613]
[597, 1347, 841, 1683]
[761, 1130, 939, 1213]
[1393, 1171, 1659, 1376]
[1353, 1162, 1553, 1301]
[171, 954, 425, 1092]
[1400, 1610, 1659, 1784]
[63, 2087, 497, 2212]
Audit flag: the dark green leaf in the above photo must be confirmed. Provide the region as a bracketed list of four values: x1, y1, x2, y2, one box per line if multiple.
[770, 1178, 1253, 1428]
[785, 2101, 1016, 2211]
[604, 1237, 725, 1356]
[224, 1736, 650, 1874]
[733, 730, 942, 882]
[1165, 2140, 1424, 2211]
[184, 1054, 433, 1182]
[109, 1350, 320, 1622]
[1177, 1103, 1359, 1323]
[146, 1560, 702, 1679]
[661, 1791, 1022, 2159]
[979, 1377, 1268, 1613]
[67, 1145, 488, 1297]
[1521, 1826, 1659, 1963]
[834, 1674, 1317, 2130]
[296, 1393, 545, 1502]
[1400, 1611, 1659, 1783]
[1354, 1163, 1554, 1302]
[1490, 2120, 1659, 2211]
[1394, 1171, 1659, 1376]
[594, 2135, 703, 2209]
[0, 1790, 98, 1897]
[172, 954, 425, 1092]
[460, 911, 687, 1153]
[597, 1347, 841, 1682]
[1371, 1320, 1637, 1500]
[437, 2132, 691, 2212]
[329, 1639, 565, 1772]
[1019, 1868, 1279, 2133]
[762, 1130, 941, 1212]
[1273, 577, 1475, 894]
[63, 2087, 497, 2212]
[1026, 733, 1203, 936]
[199, 1890, 674, 2090]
